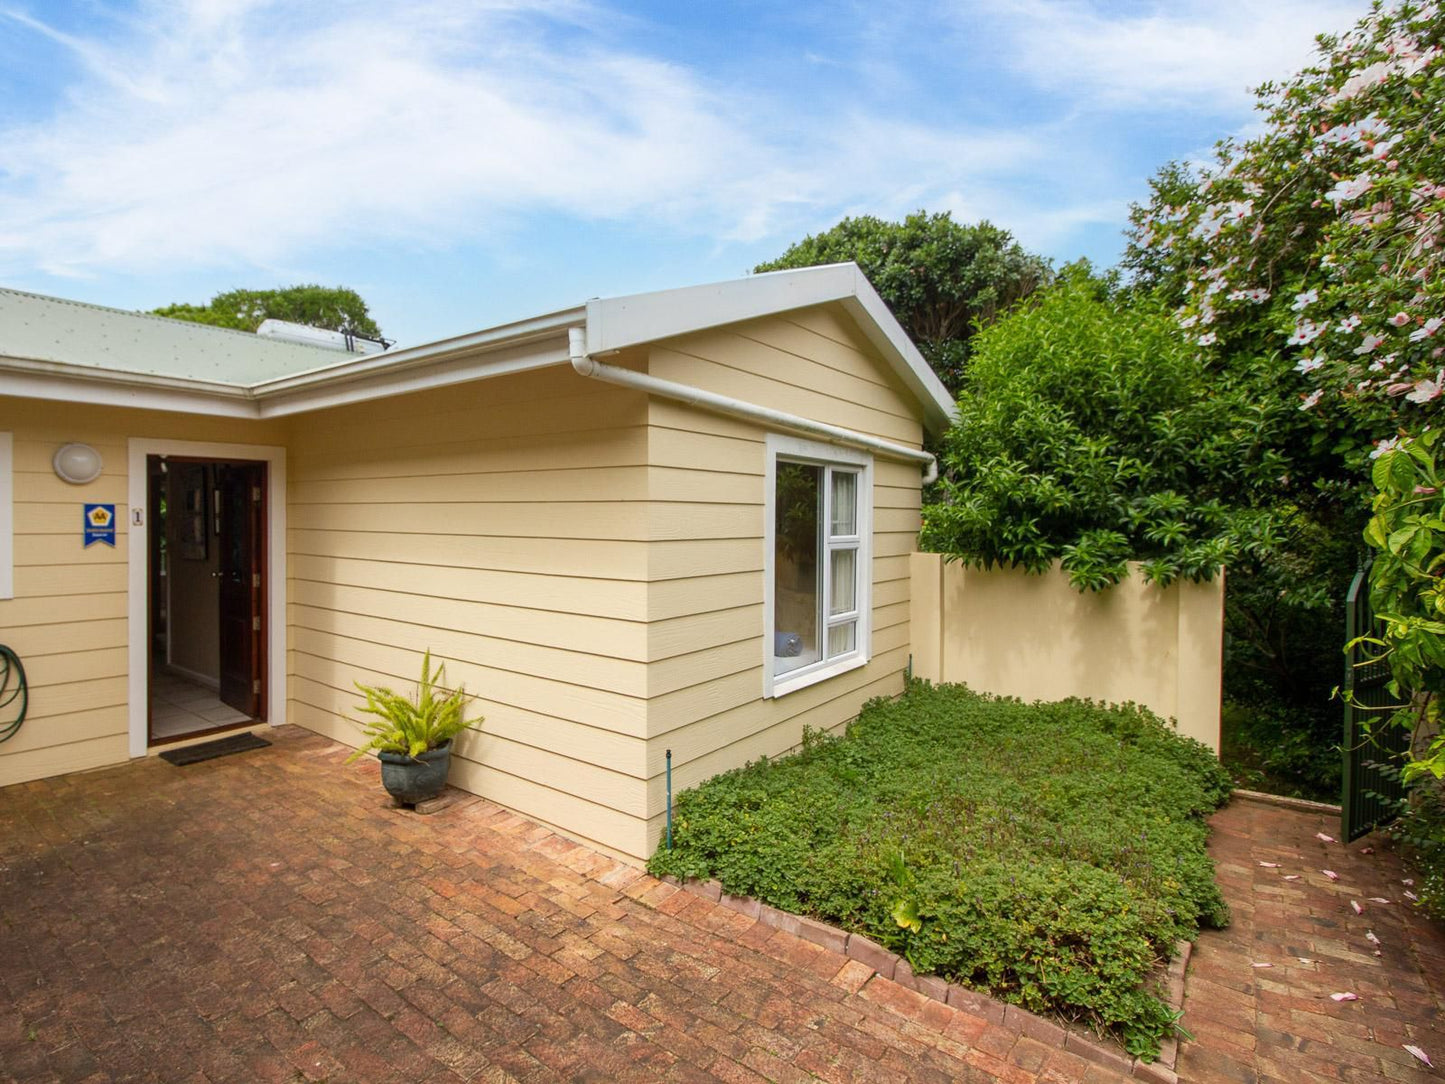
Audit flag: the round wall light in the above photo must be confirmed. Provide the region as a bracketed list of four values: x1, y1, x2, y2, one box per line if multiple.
[53, 443, 104, 485]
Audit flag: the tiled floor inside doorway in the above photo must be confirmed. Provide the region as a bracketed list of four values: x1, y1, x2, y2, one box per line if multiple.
[150, 667, 251, 741]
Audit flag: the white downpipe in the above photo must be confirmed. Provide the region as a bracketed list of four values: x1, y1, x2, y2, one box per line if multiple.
[568, 327, 938, 484]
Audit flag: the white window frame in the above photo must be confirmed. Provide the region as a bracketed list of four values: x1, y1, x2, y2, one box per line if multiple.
[763, 434, 872, 698]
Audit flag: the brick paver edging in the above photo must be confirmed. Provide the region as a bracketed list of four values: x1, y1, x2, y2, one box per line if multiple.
[659, 875, 1190, 1084]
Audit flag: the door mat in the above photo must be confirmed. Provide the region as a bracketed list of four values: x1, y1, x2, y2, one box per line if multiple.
[159, 732, 271, 766]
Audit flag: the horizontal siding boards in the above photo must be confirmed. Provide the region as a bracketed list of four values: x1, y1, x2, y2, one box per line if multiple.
[22, 647, 128, 690]
[647, 572, 760, 623]
[450, 728, 647, 817]
[0, 593, 127, 629]
[0, 617, 126, 658]
[289, 382, 643, 453]
[11, 438, 126, 474]
[8, 560, 127, 599]
[290, 425, 650, 481]
[448, 755, 652, 861]
[288, 530, 650, 581]
[654, 312, 922, 424]
[0, 734, 130, 788]
[650, 539, 760, 582]
[0, 397, 288, 789]
[12, 676, 128, 722]
[290, 605, 647, 697]
[744, 307, 926, 407]
[647, 421, 763, 473]
[0, 705, 127, 757]
[287, 579, 649, 661]
[291, 628, 645, 742]
[290, 632, 645, 734]
[648, 638, 759, 699]
[656, 320, 897, 395]
[289, 553, 647, 621]
[284, 368, 655, 857]
[649, 349, 920, 445]
[648, 626, 912, 739]
[648, 605, 761, 663]
[13, 533, 129, 567]
[291, 678, 642, 779]
[13, 470, 128, 506]
[2, 402, 287, 447]
[288, 500, 649, 540]
[290, 465, 652, 506]
[637, 309, 928, 856]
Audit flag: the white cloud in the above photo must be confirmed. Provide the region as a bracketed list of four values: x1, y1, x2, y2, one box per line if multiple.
[960, 0, 1370, 113]
[0, 0, 1378, 291]
[0, 0, 1053, 277]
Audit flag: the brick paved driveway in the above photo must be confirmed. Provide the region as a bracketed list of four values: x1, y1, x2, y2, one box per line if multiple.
[0, 726, 1125, 1084]
[1177, 796, 1444, 1083]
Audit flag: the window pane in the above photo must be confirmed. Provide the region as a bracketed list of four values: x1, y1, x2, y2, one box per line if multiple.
[830, 471, 857, 536]
[829, 548, 855, 616]
[827, 621, 856, 657]
[774, 463, 821, 674]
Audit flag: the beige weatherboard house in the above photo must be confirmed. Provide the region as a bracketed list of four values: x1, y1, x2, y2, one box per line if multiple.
[0, 265, 954, 861]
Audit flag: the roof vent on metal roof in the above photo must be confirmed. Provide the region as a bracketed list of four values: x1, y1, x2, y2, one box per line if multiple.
[255, 319, 391, 355]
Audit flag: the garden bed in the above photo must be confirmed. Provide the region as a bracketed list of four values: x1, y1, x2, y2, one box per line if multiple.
[647, 682, 1234, 1058]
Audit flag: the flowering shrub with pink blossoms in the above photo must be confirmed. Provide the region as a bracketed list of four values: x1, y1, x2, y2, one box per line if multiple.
[1128, 1, 1445, 786]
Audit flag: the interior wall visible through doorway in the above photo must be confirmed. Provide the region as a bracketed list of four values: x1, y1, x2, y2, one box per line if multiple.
[161, 459, 222, 686]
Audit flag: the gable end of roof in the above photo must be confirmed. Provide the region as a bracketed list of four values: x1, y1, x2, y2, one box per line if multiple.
[585, 263, 956, 434]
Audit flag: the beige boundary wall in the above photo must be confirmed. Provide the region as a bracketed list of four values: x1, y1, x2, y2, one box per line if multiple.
[909, 553, 1224, 751]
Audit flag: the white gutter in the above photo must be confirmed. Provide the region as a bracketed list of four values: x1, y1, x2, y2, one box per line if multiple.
[567, 327, 938, 484]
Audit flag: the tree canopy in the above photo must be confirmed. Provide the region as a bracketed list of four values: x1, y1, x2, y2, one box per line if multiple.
[755, 212, 1051, 393]
[920, 267, 1287, 591]
[152, 284, 382, 339]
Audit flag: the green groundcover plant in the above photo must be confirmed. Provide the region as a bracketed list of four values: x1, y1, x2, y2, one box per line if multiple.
[648, 684, 1232, 1059]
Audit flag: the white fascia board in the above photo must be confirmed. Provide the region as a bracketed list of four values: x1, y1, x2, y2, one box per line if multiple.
[585, 263, 859, 354]
[0, 356, 258, 417]
[838, 280, 957, 435]
[585, 263, 957, 435]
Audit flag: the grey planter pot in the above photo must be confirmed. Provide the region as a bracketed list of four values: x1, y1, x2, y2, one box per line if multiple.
[378, 743, 451, 804]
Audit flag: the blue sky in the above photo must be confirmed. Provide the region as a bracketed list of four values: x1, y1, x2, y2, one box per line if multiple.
[0, 0, 1372, 346]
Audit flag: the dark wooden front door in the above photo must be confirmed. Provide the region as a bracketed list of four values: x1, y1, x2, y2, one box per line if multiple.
[217, 463, 266, 718]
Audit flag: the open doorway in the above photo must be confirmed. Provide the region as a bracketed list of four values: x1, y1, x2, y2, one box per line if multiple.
[147, 455, 268, 745]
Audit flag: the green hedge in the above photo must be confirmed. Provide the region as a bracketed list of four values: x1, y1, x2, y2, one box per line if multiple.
[648, 683, 1233, 1058]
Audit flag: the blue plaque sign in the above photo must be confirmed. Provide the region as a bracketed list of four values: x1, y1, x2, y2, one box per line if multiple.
[84, 503, 116, 547]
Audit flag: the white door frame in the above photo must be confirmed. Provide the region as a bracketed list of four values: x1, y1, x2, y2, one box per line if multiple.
[127, 438, 287, 757]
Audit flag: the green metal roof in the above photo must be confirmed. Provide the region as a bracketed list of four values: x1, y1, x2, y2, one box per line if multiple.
[0, 288, 356, 386]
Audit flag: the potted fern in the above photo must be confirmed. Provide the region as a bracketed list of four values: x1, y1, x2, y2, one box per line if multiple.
[346, 650, 479, 804]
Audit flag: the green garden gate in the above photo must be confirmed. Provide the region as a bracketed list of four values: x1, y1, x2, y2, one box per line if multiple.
[1341, 563, 1412, 841]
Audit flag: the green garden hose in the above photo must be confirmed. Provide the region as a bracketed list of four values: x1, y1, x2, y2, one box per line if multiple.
[0, 645, 28, 744]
